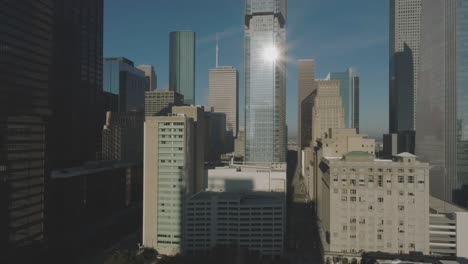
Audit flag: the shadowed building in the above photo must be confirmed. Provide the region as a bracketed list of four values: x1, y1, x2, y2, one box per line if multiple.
[137, 64, 157, 91]
[297, 59, 316, 166]
[416, 0, 468, 206]
[145, 88, 184, 117]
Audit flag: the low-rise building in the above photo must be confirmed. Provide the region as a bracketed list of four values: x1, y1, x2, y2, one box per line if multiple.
[207, 163, 287, 193]
[185, 191, 286, 256]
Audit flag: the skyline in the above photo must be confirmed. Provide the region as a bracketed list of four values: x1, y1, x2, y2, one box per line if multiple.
[104, 0, 389, 139]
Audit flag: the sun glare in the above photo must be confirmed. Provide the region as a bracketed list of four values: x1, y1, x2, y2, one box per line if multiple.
[263, 46, 278, 62]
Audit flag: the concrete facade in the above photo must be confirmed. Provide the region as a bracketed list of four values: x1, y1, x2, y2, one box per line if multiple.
[318, 152, 430, 258]
[311, 80, 345, 147]
[297, 59, 316, 165]
[207, 163, 287, 194]
[143, 115, 195, 255]
[208, 66, 239, 138]
[184, 192, 286, 256]
[144, 88, 184, 117]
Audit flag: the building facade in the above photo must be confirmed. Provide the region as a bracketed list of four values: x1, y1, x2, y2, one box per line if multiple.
[172, 106, 206, 193]
[297, 59, 316, 164]
[137, 64, 157, 91]
[104, 57, 147, 112]
[145, 88, 184, 117]
[101, 111, 144, 163]
[235, 128, 246, 158]
[244, 0, 287, 163]
[416, 0, 468, 206]
[209, 66, 239, 137]
[207, 163, 287, 193]
[389, 0, 421, 134]
[319, 152, 430, 259]
[143, 115, 195, 255]
[326, 67, 360, 132]
[204, 111, 227, 161]
[311, 80, 345, 146]
[185, 192, 286, 256]
[169, 31, 195, 105]
[0, 0, 54, 251]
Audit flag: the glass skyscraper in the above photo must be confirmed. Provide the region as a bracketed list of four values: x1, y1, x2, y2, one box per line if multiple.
[417, 0, 468, 206]
[104, 57, 147, 112]
[169, 31, 195, 105]
[244, 0, 287, 163]
[326, 67, 360, 132]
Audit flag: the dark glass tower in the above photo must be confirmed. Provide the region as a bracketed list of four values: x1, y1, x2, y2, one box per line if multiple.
[0, 0, 54, 252]
[48, 0, 104, 170]
[169, 31, 195, 105]
[417, 0, 468, 206]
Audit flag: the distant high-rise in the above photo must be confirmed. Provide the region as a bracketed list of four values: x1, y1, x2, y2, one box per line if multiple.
[169, 31, 195, 105]
[144, 88, 184, 117]
[209, 66, 239, 136]
[389, 0, 421, 133]
[137, 64, 157, 91]
[0, 0, 54, 250]
[297, 59, 316, 163]
[104, 57, 147, 113]
[326, 67, 359, 132]
[416, 0, 468, 206]
[311, 80, 345, 146]
[244, 0, 287, 163]
[143, 115, 194, 256]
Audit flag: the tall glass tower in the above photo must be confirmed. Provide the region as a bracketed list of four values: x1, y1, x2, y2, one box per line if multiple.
[169, 31, 195, 105]
[326, 67, 360, 132]
[244, 0, 287, 163]
[417, 0, 468, 206]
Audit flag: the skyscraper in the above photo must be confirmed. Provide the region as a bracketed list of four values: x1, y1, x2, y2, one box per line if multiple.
[143, 115, 195, 255]
[389, 0, 421, 134]
[48, 0, 104, 169]
[326, 67, 359, 132]
[104, 57, 147, 113]
[169, 31, 195, 105]
[416, 0, 468, 206]
[244, 0, 287, 163]
[209, 66, 239, 152]
[144, 88, 184, 117]
[0, 0, 54, 250]
[137, 64, 157, 91]
[311, 80, 345, 146]
[297, 59, 316, 163]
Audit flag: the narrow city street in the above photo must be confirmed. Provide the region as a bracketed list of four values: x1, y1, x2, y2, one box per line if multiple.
[286, 151, 322, 264]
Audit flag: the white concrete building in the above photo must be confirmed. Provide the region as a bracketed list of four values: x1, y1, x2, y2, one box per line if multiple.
[206, 163, 287, 193]
[319, 152, 430, 260]
[429, 196, 468, 259]
[185, 192, 286, 256]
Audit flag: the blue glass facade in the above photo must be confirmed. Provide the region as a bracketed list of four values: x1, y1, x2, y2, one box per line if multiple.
[327, 68, 359, 131]
[169, 31, 195, 105]
[417, 0, 468, 206]
[103, 57, 147, 112]
[244, 0, 287, 163]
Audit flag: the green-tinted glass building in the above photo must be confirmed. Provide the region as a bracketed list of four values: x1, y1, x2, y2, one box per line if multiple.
[169, 31, 195, 105]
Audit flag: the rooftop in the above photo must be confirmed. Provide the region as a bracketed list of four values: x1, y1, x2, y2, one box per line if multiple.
[187, 191, 285, 205]
[51, 161, 138, 179]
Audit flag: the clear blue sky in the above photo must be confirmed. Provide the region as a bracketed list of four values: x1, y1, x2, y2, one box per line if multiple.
[104, 0, 389, 139]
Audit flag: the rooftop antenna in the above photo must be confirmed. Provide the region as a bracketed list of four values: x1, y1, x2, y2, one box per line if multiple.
[216, 32, 219, 68]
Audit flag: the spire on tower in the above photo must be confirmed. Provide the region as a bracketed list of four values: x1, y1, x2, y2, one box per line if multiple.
[216, 32, 219, 68]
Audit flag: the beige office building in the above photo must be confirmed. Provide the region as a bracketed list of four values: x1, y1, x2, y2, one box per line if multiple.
[297, 59, 316, 164]
[303, 128, 375, 201]
[208, 66, 239, 137]
[143, 115, 195, 255]
[137, 64, 157, 91]
[145, 88, 184, 117]
[319, 152, 430, 261]
[311, 80, 345, 146]
[172, 106, 206, 192]
[234, 128, 245, 158]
